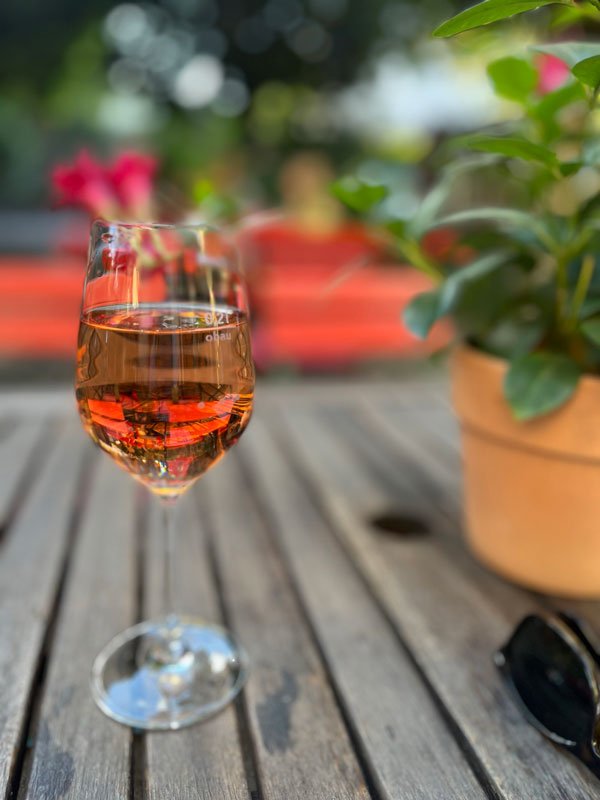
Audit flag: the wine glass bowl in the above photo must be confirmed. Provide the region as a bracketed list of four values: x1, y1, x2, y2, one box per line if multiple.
[75, 220, 255, 730]
[76, 222, 254, 499]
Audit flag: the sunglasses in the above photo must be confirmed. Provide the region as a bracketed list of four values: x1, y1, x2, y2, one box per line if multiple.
[495, 612, 600, 779]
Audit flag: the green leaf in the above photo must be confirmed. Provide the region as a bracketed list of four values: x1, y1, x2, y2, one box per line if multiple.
[434, 0, 566, 38]
[482, 313, 547, 359]
[533, 82, 585, 121]
[386, 219, 408, 239]
[331, 177, 388, 213]
[409, 154, 500, 238]
[551, 5, 600, 28]
[487, 57, 538, 102]
[504, 352, 580, 420]
[440, 252, 510, 313]
[579, 296, 600, 319]
[435, 207, 554, 250]
[463, 135, 559, 169]
[403, 252, 509, 338]
[581, 318, 600, 345]
[572, 55, 600, 90]
[535, 42, 600, 68]
[579, 191, 600, 221]
[403, 291, 441, 338]
[559, 161, 583, 176]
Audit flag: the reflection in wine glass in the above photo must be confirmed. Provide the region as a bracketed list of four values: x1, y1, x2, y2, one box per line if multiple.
[75, 220, 255, 730]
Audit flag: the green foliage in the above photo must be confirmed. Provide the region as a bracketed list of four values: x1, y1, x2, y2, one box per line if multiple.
[433, 0, 567, 38]
[403, 252, 510, 337]
[330, 178, 388, 214]
[581, 318, 600, 345]
[533, 82, 585, 121]
[579, 296, 600, 318]
[487, 57, 538, 102]
[459, 135, 559, 169]
[435, 208, 556, 250]
[403, 291, 441, 338]
[504, 352, 580, 420]
[334, 0, 600, 419]
[192, 179, 240, 223]
[571, 55, 600, 90]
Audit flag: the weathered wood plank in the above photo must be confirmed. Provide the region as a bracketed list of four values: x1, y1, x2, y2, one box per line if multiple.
[237, 416, 488, 800]
[23, 454, 136, 800]
[0, 389, 73, 417]
[353, 403, 463, 522]
[0, 417, 47, 530]
[271, 404, 600, 799]
[201, 454, 370, 800]
[257, 376, 447, 409]
[143, 492, 249, 800]
[0, 423, 89, 798]
[324, 404, 538, 616]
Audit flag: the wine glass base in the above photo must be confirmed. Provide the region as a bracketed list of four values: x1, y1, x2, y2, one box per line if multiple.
[91, 617, 249, 730]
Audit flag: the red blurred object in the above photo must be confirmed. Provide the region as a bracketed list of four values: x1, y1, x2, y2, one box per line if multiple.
[422, 228, 459, 262]
[240, 217, 448, 370]
[52, 151, 118, 218]
[109, 152, 157, 218]
[0, 220, 449, 366]
[51, 149, 158, 219]
[0, 256, 83, 358]
[536, 54, 570, 95]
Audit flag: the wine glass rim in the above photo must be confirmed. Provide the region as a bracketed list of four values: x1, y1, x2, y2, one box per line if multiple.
[92, 218, 220, 233]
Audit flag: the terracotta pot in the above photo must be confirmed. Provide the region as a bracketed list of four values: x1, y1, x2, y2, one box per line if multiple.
[452, 344, 600, 598]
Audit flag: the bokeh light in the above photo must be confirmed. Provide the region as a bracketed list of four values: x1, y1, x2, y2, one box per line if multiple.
[171, 54, 224, 108]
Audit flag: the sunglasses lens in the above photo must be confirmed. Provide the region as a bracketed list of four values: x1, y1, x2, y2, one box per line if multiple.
[506, 617, 595, 744]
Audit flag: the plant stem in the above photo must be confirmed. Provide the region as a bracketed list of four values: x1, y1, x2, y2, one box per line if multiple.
[569, 253, 595, 327]
[395, 239, 444, 283]
[556, 252, 570, 332]
[161, 499, 179, 632]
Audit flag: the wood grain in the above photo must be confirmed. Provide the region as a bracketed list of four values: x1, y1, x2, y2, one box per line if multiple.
[272, 403, 600, 800]
[143, 492, 249, 800]
[360, 403, 463, 518]
[0, 423, 88, 798]
[237, 415, 487, 800]
[23, 455, 136, 800]
[201, 454, 370, 800]
[4, 382, 599, 800]
[0, 417, 46, 530]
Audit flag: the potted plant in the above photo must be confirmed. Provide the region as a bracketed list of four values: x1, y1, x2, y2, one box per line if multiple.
[334, 0, 600, 597]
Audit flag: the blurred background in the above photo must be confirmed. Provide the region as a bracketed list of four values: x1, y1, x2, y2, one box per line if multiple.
[0, 0, 527, 382]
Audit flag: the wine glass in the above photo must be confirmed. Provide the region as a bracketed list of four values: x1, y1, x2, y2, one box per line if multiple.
[75, 220, 255, 730]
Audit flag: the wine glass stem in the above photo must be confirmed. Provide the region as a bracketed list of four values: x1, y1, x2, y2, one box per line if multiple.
[161, 499, 180, 637]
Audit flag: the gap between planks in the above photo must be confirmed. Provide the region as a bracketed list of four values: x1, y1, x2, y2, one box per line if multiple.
[231, 452, 384, 800]
[0, 418, 58, 547]
[11, 443, 96, 800]
[200, 454, 371, 800]
[236, 417, 491, 800]
[263, 401, 600, 800]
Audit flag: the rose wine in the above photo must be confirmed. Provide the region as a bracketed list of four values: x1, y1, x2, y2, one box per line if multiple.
[76, 303, 254, 497]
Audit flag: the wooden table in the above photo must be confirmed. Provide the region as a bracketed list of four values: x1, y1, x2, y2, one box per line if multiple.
[2, 379, 600, 800]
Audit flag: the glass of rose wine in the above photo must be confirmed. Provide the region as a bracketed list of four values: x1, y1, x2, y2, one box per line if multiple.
[75, 220, 255, 730]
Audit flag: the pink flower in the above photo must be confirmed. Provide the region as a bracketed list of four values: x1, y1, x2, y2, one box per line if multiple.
[109, 152, 158, 219]
[537, 54, 570, 95]
[51, 148, 158, 219]
[52, 150, 118, 217]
